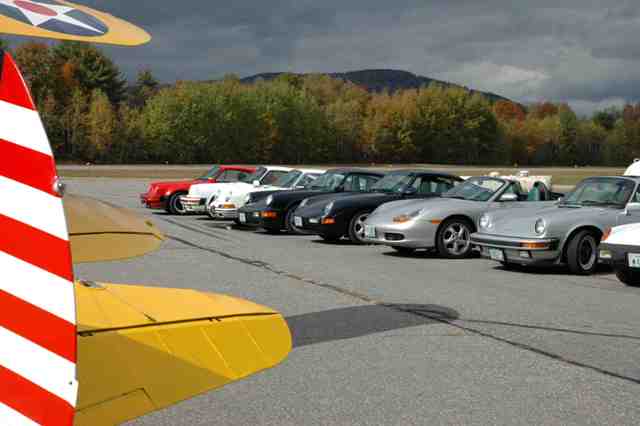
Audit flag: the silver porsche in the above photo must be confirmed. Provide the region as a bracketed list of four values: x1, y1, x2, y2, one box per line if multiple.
[471, 176, 640, 275]
[363, 176, 558, 258]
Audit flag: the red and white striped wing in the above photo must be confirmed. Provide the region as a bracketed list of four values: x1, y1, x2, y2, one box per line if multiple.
[0, 51, 77, 425]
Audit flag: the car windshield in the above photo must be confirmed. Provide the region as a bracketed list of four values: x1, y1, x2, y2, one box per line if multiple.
[370, 172, 414, 193]
[239, 167, 266, 183]
[561, 177, 635, 207]
[197, 166, 220, 180]
[273, 170, 302, 188]
[309, 172, 346, 190]
[442, 177, 505, 201]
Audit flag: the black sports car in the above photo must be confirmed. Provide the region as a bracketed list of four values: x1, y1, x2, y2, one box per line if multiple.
[237, 168, 385, 233]
[294, 170, 463, 243]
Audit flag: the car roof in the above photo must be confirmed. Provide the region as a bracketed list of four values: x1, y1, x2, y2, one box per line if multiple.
[381, 169, 462, 180]
[262, 166, 294, 171]
[298, 168, 327, 174]
[326, 168, 386, 176]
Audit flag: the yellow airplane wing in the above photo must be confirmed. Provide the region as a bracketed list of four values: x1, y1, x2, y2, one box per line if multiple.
[0, 0, 150, 46]
[64, 195, 166, 263]
[74, 281, 292, 426]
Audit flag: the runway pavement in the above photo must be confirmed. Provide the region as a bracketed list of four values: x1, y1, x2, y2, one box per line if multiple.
[71, 178, 640, 426]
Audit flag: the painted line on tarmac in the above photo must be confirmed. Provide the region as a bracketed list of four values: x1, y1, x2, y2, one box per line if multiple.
[159, 217, 233, 242]
[168, 232, 640, 387]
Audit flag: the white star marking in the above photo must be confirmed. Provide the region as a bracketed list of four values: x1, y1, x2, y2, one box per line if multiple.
[0, 0, 104, 34]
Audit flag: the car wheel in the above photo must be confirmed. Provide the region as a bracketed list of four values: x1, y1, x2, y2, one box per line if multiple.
[319, 234, 341, 242]
[615, 269, 640, 287]
[206, 200, 217, 219]
[392, 246, 415, 254]
[347, 211, 372, 244]
[436, 218, 473, 259]
[167, 192, 187, 215]
[284, 204, 304, 235]
[566, 230, 599, 275]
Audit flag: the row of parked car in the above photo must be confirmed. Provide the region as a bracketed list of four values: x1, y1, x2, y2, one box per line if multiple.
[140, 162, 640, 287]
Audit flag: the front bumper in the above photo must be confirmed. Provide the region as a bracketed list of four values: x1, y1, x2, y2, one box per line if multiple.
[212, 206, 239, 220]
[599, 242, 640, 269]
[180, 196, 207, 213]
[139, 193, 164, 209]
[362, 219, 439, 249]
[237, 207, 263, 227]
[297, 214, 347, 237]
[471, 233, 560, 265]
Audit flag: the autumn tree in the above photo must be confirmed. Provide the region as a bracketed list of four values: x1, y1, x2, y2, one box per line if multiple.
[52, 41, 126, 103]
[13, 42, 54, 105]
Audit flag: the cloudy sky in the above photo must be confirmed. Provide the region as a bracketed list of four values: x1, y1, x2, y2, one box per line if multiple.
[64, 1, 640, 113]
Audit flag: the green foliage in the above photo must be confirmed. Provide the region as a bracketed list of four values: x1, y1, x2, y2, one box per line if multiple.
[6, 39, 639, 166]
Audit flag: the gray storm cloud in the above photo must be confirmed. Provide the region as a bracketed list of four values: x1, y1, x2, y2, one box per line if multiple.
[73, 0, 640, 114]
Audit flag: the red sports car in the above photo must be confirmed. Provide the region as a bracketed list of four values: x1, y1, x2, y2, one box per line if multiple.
[140, 165, 256, 214]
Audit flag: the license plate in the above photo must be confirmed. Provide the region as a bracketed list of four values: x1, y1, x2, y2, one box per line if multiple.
[489, 248, 505, 262]
[628, 253, 640, 268]
[364, 225, 376, 239]
[239, 213, 246, 223]
[294, 216, 303, 227]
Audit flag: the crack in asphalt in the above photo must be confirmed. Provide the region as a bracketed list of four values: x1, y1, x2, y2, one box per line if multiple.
[166, 231, 640, 387]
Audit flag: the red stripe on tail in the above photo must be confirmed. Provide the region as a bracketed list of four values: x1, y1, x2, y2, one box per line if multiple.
[0, 365, 74, 426]
[0, 290, 76, 363]
[0, 139, 60, 197]
[0, 53, 35, 111]
[0, 213, 74, 282]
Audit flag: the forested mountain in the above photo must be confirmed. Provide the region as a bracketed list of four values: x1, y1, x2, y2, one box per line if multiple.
[241, 69, 512, 103]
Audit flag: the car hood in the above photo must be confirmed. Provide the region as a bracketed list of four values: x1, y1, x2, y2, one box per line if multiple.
[369, 197, 479, 220]
[188, 182, 250, 198]
[149, 179, 200, 191]
[486, 204, 614, 238]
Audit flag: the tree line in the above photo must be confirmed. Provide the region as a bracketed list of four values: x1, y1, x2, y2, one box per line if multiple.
[3, 39, 640, 166]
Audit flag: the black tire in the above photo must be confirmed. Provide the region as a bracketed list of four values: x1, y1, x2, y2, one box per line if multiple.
[319, 234, 341, 242]
[436, 218, 474, 259]
[566, 230, 599, 275]
[392, 246, 415, 254]
[206, 200, 217, 219]
[284, 204, 304, 234]
[347, 210, 372, 244]
[167, 192, 187, 215]
[615, 269, 640, 287]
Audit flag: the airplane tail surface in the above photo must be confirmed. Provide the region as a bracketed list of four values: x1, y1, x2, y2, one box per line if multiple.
[0, 50, 78, 425]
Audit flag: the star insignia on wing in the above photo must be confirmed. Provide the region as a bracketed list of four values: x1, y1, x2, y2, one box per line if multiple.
[0, 0, 105, 34]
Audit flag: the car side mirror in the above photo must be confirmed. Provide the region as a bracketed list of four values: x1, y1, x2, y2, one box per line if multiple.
[253, 180, 260, 187]
[625, 202, 640, 215]
[403, 187, 418, 195]
[499, 193, 518, 202]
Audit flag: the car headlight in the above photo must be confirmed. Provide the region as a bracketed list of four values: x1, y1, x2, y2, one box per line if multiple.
[300, 198, 309, 207]
[323, 202, 334, 216]
[479, 214, 493, 230]
[266, 195, 274, 206]
[393, 209, 423, 223]
[535, 218, 546, 235]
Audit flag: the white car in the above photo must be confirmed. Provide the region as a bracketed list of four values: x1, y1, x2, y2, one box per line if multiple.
[180, 166, 292, 214]
[599, 223, 640, 287]
[625, 159, 640, 176]
[210, 168, 325, 219]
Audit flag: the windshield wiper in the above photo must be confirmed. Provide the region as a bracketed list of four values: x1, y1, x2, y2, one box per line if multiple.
[443, 195, 466, 200]
[580, 200, 622, 207]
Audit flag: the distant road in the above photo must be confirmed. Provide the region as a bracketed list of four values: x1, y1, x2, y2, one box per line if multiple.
[58, 164, 625, 186]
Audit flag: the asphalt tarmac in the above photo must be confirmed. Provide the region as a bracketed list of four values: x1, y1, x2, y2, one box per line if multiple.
[71, 178, 640, 426]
